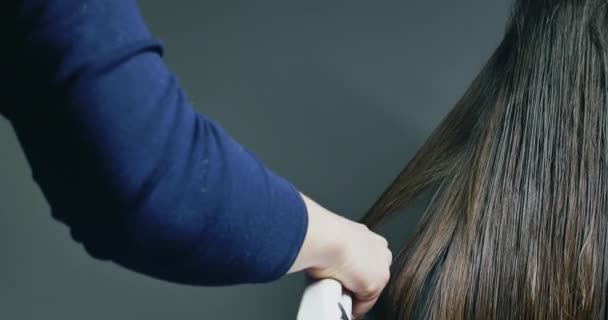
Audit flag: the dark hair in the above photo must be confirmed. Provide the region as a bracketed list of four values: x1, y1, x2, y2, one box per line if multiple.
[363, 1, 608, 319]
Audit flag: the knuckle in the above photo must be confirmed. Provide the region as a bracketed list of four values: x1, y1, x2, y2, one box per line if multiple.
[358, 223, 370, 232]
[379, 236, 388, 247]
[372, 232, 387, 245]
[382, 270, 391, 284]
[361, 281, 382, 298]
[361, 286, 378, 299]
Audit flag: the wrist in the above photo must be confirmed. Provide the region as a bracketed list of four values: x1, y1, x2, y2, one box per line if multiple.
[287, 193, 344, 273]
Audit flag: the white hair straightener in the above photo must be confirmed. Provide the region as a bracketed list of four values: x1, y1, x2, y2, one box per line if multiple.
[296, 278, 353, 320]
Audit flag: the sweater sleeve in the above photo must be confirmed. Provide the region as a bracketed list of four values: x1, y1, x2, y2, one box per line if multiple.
[1, 0, 308, 285]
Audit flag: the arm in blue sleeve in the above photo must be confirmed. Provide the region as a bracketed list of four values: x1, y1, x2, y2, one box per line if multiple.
[3, 0, 307, 285]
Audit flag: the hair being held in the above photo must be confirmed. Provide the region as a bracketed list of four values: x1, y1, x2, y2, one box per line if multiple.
[363, 1, 608, 319]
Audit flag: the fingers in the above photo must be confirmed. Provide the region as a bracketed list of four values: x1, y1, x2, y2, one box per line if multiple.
[347, 245, 392, 319]
[353, 295, 381, 319]
[351, 261, 391, 301]
[377, 232, 389, 248]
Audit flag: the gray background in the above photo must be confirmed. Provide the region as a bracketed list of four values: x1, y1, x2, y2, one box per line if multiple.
[0, 1, 509, 319]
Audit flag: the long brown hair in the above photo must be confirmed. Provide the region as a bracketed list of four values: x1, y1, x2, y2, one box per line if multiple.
[363, 1, 608, 319]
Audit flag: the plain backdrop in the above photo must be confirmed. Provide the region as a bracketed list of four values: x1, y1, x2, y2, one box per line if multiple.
[0, 1, 510, 319]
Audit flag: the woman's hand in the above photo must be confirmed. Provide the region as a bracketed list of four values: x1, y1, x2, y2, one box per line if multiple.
[288, 193, 392, 319]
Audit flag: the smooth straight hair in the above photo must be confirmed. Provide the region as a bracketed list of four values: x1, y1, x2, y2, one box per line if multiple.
[363, 1, 608, 319]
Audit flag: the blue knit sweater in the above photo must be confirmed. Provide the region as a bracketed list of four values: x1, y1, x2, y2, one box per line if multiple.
[1, 0, 307, 285]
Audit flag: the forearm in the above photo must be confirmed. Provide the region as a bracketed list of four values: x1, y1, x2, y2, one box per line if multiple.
[6, 0, 307, 285]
